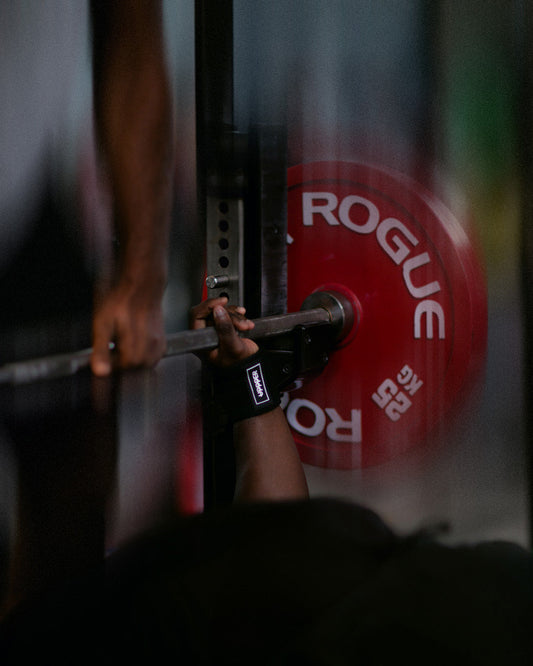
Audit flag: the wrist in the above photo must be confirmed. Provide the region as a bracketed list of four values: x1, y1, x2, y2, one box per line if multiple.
[113, 212, 171, 291]
[117, 249, 168, 297]
[211, 350, 281, 424]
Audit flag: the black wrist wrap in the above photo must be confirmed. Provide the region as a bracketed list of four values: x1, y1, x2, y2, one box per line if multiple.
[211, 350, 281, 424]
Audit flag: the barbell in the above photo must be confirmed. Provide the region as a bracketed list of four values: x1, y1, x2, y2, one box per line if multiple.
[0, 290, 355, 386]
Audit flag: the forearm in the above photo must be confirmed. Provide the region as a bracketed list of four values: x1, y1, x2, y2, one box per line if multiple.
[191, 301, 309, 503]
[91, 0, 174, 293]
[233, 407, 309, 503]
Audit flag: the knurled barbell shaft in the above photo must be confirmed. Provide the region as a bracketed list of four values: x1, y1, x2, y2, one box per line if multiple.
[0, 291, 352, 386]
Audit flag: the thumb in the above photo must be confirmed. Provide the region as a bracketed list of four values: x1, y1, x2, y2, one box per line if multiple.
[213, 305, 240, 352]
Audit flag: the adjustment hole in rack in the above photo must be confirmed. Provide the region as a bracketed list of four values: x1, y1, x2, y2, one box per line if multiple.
[218, 202, 229, 214]
[218, 238, 229, 250]
[219, 256, 229, 268]
[218, 219, 229, 232]
[219, 292, 229, 299]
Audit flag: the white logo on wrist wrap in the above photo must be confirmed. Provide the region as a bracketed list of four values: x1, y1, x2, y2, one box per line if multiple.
[246, 363, 270, 405]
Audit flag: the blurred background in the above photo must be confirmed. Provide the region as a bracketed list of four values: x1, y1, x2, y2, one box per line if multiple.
[0, 0, 530, 566]
[233, 0, 529, 545]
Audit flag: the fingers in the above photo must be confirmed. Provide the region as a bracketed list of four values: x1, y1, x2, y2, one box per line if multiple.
[189, 297, 255, 333]
[91, 297, 166, 377]
[212, 305, 242, 355]
[211, 305, 259, 365]
[91, 312, 115, 377]
[230, 306, 255, 333]
[116, 313, 166, 369]
[189, 296, 228, 330]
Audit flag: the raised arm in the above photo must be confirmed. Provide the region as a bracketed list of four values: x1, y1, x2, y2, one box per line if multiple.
[190, 298, 309, 503]
[89, 0, 174, 375]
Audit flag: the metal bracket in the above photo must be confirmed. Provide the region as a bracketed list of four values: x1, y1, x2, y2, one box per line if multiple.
[260, 322, 338, 394]
[205, 195, 244, 304]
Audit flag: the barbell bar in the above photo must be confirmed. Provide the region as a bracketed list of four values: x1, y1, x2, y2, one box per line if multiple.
[0, 291, 355, 386]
